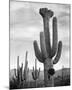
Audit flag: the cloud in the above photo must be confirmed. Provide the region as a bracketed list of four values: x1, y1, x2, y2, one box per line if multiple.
[10, 25, 42, 41]
[10, 7, 41, 26]
[10, 0, 31, 11]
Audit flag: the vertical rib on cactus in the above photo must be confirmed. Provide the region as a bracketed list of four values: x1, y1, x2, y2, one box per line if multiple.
[32, 58, 40, 87]
[33, 8, 62, 87]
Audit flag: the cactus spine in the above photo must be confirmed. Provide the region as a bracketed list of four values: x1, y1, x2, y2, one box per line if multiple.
[32, 58, 40, 87]
[33, 8, 62, 87]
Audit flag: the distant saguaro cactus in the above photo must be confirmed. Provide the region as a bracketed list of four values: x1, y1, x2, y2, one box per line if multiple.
[32, 58, 40, 87]
[33, 8, 62, 87]
[20, 63, 23, 81]
[62, 65, 64, 81]
[17, 56, 20, 82]
[15, 56, 22, 87]
[23, 51, 29, 82]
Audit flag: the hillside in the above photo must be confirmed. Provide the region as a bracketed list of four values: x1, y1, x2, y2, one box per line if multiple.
[10, 68, 70, 81]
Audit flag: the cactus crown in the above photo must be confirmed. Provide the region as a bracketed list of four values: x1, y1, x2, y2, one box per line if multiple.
[39, 8, 54, 18]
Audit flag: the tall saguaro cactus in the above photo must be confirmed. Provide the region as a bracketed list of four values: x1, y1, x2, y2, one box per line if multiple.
[33, 8, 62, 87]
[32, 58, 40, 87]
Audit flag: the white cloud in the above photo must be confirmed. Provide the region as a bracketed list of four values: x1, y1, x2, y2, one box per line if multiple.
[10, 26, 41, 41]
[10, 0, 31, 11]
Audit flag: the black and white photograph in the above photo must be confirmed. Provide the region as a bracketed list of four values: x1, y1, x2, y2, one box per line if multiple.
[9, 0, 70, 89]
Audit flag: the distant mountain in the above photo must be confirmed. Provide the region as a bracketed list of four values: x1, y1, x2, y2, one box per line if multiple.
[10, 68, 70, 81]
[54, 68, 70, 77]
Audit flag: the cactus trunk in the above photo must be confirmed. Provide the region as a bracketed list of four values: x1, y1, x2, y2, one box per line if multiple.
[35, 79, 37, 87]
[44, 58, 53, 87]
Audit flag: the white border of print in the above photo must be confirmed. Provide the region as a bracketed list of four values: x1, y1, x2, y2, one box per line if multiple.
[0, 0, 71, 90]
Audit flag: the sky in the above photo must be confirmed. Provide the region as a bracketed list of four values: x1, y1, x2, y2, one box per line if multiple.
[10, 0, 70, 70]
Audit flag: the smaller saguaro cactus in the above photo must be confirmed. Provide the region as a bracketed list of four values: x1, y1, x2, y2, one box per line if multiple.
[62, 65, 64, 81]
[14, 56, 22, 87]
[13, 69, 17, 79]
[20, 63, 23, 81]
[23, 51, 29, 83]
[17, 56, 20, 83]
[12, 54, 29, 88]
[17, 56, 23, 84]
[32, 58, 40, 87]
